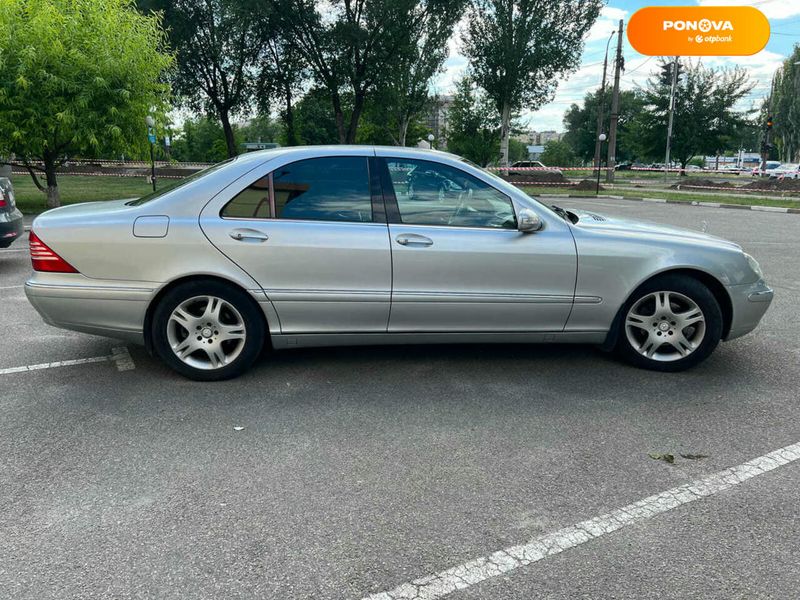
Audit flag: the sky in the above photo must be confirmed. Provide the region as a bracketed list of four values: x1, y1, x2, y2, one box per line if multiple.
[431, 0, 800, 133]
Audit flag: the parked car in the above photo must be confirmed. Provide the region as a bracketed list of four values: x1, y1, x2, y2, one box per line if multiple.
[507, 161, 563, 176]
[0, 177, 24, 248]
[769, 163, 800, 180]
[25, 146, 773, 380]
[752, 161, 781, 177]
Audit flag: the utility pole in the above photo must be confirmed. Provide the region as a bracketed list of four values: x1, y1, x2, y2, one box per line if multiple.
[664, 56, 679, 184]
[593, 30, 615, 178]
[760, 72, 777, 175]
[606, 20, 624, 183]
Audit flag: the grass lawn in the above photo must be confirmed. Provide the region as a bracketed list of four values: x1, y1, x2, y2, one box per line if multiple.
[11, 174, 153, 214]
[521, 186, 800, 210]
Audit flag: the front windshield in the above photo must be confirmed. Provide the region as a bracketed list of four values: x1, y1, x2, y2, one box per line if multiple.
[125, 158, 235, 206]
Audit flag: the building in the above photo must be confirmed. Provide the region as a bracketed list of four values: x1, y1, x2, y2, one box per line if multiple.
[426, 95, 454, 147]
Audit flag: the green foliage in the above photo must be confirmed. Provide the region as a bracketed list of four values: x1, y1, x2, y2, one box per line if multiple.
[769, 45, 800, 162]
[562, 89, 646, 163]
[540, 140, 576, 167]
[293, 88, 341, 146]
[276, 0, 460, 144]
[462, 0, 603, 165]
[508, 139, 529, 163]
[145, 0, 269, 157]
[0, 0, 172, 207]
[170, 118, 233, 163]
[628, 59, 754, 167]
[445, 77, 501, 166]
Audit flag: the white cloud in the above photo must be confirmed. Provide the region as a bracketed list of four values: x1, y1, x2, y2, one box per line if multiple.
[697, 0, 800, 21]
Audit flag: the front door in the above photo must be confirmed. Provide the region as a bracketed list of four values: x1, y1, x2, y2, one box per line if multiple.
[200, 154, 392, 333]
[378, 156, 577, 333]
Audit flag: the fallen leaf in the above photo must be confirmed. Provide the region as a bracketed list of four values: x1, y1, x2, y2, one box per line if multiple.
[680, 453, 709, 460]
[648, 452, 675, 464]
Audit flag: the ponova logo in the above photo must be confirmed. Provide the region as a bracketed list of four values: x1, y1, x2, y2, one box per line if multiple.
[663, 19, 734, 32]
[628, 6, 770, 56]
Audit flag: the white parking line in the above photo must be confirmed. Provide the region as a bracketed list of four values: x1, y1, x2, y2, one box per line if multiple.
[363, 440, 800, 600]
[0, 346, 135, 376]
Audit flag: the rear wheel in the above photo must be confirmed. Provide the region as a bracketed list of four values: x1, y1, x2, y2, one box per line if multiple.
[616, 274, 723, 372]
[152, 280, 265, 381]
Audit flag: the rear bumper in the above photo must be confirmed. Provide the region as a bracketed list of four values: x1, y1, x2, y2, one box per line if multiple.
[725, 280, 774, 341]
[0, 209, 24, 248]
[25, 273, 153, 344]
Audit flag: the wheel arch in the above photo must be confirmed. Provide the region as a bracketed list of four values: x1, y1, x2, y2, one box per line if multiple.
[143, 274, 271, 356]
[601, 267, 733, 351]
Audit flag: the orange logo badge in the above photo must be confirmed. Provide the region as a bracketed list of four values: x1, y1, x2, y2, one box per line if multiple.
[627, 6, 770, 56]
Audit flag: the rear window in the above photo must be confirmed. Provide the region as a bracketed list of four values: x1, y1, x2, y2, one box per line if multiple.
[126, 159, 234, 206]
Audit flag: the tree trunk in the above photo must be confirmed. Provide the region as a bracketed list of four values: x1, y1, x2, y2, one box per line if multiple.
[500, 103, 511, 171]
[330, 93, 347, 144]
[44, 160, 60, 209]
[283, 84, 298, 146]
[398, 117, 409, 147]
[220, 111, 237, 158]
[346, 91, 367, 144]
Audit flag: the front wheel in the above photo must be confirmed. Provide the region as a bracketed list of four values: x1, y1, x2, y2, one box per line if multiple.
[152, 280, 266, 381]
[616, 275, 723, 372]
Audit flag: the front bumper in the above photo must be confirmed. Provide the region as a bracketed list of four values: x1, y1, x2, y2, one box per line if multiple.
[0, 208, 24, 248]
[725, 279, 774, 341]
[25, 273, 153, 344]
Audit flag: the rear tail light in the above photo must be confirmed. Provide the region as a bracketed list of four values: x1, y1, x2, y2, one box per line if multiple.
[0, 192, 6, 208]
[29, 231, 79, 273]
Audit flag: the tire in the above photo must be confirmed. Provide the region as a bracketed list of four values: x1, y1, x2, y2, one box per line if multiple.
[615, 274, 723, 372]
[151, 280, 266, 381]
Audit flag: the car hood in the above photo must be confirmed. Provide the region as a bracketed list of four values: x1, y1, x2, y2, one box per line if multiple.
[568, 209, 742, 251]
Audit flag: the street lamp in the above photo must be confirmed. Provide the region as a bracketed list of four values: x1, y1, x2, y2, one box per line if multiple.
[145, 115, 156, 191]
[596, 133, 607, 195]
[427, 133, 435, 150]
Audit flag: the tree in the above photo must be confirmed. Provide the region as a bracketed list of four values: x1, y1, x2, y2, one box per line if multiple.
[372, 0, 466, 145]
[170, 117, 232, 163]
[562, 89, 646, 163]
[144, 0, 268, 157]
[770, 45, 800, 162]
[293, 88, 341, 146]
[275, 0, 454, 144]
[629, 59, 754, 170]
[258, 33, 305, 147]
[540, 140, 576, 167]
[0, 0, 171, 208]
[445, 76, 501, 166]
[508, 138, 529, 163]
[462, 0, 602, 168]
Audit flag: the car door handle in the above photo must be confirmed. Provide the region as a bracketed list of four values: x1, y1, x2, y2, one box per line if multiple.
[229, 228, 269, 242]
[396, 233, 433, 247]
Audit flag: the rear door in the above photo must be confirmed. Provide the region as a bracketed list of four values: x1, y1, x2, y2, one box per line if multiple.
[199, 153, 392, 333]
[377, 155, 577, 333]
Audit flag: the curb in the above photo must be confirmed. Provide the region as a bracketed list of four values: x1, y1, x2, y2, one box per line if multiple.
[541, 194, 800, 214]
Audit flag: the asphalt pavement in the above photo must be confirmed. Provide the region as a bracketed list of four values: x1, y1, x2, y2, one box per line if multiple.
[1, 199, 798, 599]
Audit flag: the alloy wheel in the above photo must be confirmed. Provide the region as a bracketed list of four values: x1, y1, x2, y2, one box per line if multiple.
[166, 295, 246, 370]
[624, 291, 706, 362]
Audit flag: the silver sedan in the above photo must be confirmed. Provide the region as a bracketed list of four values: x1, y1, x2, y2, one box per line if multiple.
[25, 146, 773, 380]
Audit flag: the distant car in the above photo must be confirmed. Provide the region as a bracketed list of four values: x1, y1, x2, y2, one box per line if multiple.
[615, 162, 632, 171]
[507, 161, 563, 176]
[684, 165, 704, 172]
[752, 161, 781, 177]
[0, 177, 24, 248]
[769, 163, 800, 180]
[25, 146, 772, 380]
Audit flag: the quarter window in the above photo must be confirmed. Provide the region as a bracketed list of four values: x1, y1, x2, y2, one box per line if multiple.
[385, 158, 517, 229]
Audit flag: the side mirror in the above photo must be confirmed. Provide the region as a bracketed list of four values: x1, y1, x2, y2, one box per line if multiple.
[517, 208, 543, 233]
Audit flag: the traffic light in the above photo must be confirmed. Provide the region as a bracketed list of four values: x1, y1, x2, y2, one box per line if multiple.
[766, 115, 774, 129]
